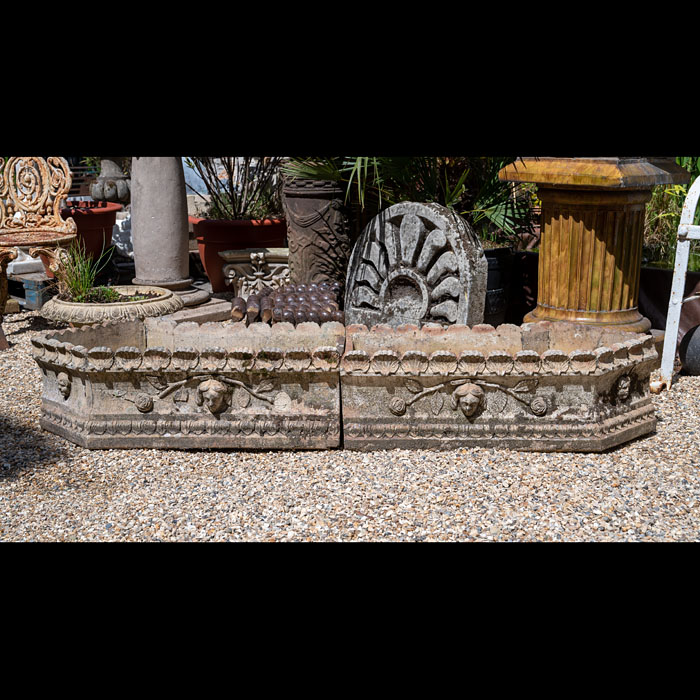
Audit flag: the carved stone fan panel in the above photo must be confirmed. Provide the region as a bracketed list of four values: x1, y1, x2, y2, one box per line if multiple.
[344, 202, 487, 328]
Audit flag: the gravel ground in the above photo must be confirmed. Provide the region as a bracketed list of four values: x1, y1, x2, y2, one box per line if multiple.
[1, 309, 699, 542]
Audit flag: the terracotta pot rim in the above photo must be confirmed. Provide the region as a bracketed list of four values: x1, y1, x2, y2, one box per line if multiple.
[192, 217, 284, 225]
[61, 201, 123, 216]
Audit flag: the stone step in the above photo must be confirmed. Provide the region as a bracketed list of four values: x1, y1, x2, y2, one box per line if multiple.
[161, 298, 233, 324]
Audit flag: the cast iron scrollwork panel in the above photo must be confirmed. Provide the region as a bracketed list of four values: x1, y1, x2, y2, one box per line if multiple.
[0, 157, 76, 239]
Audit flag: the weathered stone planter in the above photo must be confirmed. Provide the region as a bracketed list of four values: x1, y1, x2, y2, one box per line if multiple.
[39, 285, 184, 326]
[31, 318, 345, 449]
[341, 321, 660, 452]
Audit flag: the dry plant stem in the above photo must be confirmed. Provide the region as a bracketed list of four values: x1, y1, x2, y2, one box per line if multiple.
[188, 157, 283, 220]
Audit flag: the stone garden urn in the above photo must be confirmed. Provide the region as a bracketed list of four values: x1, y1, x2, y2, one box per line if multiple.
[499, 157, 690, 333]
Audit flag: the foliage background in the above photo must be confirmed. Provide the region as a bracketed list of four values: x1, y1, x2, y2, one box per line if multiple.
[643, 157, 700, 270]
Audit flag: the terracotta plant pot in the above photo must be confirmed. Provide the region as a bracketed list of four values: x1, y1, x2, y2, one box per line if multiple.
[61, 200, 122, 257]
[36, 200, 123, 280]
[192, 217, 287, 292]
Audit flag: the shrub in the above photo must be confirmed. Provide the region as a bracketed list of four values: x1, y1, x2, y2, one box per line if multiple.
[643, 157, 700, 270]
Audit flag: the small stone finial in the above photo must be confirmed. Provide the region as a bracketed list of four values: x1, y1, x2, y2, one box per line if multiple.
[90, 158, 131, 203]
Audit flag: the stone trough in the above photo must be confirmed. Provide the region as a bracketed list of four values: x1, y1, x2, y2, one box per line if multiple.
[340, 321, 660, 452]
[31, 318, 345, 449]
[28, 199, 662, 454]
[31, 317, 660, 452]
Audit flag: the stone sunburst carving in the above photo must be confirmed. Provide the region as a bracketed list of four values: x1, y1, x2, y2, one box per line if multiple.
[344, 202, 487, 328]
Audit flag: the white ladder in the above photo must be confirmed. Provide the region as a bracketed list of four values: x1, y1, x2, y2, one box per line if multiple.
[654, 176, 700, 391]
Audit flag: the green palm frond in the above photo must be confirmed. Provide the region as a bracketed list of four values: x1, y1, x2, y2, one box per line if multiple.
[280, 158, 344, 182]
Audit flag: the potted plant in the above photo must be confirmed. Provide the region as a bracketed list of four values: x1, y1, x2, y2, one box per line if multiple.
[33, 156, 125, 278]
[35, 239, 183, 326]
[184, 157, 286, 292]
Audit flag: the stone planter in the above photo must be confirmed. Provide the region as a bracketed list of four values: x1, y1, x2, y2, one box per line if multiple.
[341, 321, 661, 452]
[39, 285, 184, 326]
[281, 178, 352, 291]
[192, 217, 287, 293]
[31, 318, 345, 449]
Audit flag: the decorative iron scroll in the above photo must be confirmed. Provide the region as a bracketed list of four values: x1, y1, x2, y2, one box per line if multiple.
[0, 157, 77, 242]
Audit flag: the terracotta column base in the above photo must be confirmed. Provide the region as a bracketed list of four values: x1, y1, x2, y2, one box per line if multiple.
[523, 305, 651, 333]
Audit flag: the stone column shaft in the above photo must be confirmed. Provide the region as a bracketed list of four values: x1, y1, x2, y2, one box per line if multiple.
[131, 156, 191, 288]
[130, 157, 209, 307]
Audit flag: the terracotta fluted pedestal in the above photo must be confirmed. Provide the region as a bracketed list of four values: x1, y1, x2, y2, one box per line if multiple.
[499, 157, 690, 332]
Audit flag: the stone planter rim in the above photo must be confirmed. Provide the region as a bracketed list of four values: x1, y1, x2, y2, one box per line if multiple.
[40, 285, 184, 325]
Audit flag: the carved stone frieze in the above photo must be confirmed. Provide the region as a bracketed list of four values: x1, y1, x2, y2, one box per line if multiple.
[32, 316, 661, 453]
[33, 317, 344, 449]
[340, 321, 660, 452]
[219, 248, 291, 298]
